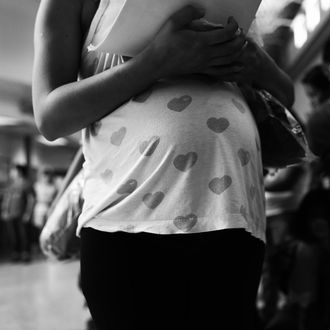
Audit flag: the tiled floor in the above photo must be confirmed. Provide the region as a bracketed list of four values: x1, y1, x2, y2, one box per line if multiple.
[0, 258, 91, 330]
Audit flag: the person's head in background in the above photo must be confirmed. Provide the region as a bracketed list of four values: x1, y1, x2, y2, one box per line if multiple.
[302, 64, 330, 110]
[291, 188, 330, 249]
[9, 164, 28, 182]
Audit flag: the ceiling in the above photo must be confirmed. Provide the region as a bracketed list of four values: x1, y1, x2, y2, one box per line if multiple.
[0, 0, 294, 142]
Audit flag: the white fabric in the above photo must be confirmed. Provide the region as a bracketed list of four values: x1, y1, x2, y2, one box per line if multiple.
[77, 0, 266, 242]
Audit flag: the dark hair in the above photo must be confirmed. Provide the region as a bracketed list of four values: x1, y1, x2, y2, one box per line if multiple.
[290, 188, 330, 242]
[14, 164, 29, 178]
[301, 65, 330, 96]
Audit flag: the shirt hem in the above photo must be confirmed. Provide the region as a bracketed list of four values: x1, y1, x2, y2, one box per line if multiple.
[77, 214, 265, 243]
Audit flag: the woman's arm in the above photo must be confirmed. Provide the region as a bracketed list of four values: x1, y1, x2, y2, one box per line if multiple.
[33, 0, 246, 140]
[255, 46, 295, 108]
[33, 0, 166, 140]
[225, 39, 295, 108]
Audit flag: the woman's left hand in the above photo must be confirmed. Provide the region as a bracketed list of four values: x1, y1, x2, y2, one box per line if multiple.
[220, 37, 266, 85]
[222, 35, 295, 108]
[188, 20, 294, 108]
[188, 22, 266, 86]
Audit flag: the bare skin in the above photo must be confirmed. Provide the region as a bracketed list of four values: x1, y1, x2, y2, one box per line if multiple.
[33, 0, 294, 140]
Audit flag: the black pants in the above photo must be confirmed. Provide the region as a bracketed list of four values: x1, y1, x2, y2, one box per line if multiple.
[80, 228, 265, 330]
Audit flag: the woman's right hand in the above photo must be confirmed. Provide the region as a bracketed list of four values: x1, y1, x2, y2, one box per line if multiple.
[144, 5, 246, 80]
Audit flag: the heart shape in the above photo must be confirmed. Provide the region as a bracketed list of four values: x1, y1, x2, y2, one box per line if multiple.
[133, 88, 153, 103]
[207, 117, 230, 134]
[139, 136, 160, 156]
[117, 179, 137, 195]
[238, 149, 251, 167]
[167, 95, 192, 112]
[100, 169, 113, 184]
[173, 152, 198, 172]
[111, 127, 127, 146]
[173, 214, 198, 232]
[209, 176, 232, 195]
[143, 192, 165, 209]
[232, 99, 246, 114]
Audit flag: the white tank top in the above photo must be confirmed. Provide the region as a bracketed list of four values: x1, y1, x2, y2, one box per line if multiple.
[77, 0, 266, 242]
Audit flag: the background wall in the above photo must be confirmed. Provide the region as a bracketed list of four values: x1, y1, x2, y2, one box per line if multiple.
[0, 132, 78, 174]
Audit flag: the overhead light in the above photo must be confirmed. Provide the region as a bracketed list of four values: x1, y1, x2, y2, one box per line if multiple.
[292, 13, 308, 48]
[305, 0, 321, 32]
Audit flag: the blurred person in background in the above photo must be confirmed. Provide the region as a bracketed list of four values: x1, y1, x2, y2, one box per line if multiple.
[0, 164, 35, 262]
[258, 163, 312, 327]
[302, 64, 330, 189]
[301, 64, 330, 113]
[33, 169, 57, 231]
[32, 169, 57, 255]
[262, 188, 330, 330]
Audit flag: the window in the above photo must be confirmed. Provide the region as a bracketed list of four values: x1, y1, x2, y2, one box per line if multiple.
[320, 0, 330, 11]
[292, 0, 330, 48]
[292, 13, 308, 48]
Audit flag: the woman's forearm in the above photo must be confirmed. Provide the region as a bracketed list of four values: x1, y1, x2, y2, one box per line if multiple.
[35, 51, 160, 141]
[254, 50, 295, 108]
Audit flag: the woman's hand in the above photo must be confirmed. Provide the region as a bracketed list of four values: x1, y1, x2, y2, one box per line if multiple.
[216, 37, 262, 84]
[142, 6, 246, 80]
[233, 38, 295, 108]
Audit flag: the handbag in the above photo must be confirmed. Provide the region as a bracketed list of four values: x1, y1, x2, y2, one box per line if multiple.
[39, 148, 84, 260]
[39, 169, 83, 260]
[240, 86, 309, 168]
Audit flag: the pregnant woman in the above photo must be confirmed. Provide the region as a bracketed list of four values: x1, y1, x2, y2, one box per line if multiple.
[32, 0, 294, 329]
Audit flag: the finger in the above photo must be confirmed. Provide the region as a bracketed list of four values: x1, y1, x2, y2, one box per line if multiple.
[220, 73, 243, 82]
[226, 16, 240, 34]
[208, 34, 246, 58]
[208, 54, 241, 67]
[188, 19, 224, 32]
[170, 5, 206, 29]
[206, 72, 242, 83]
[203, 65, 244, 77]
[203, 16, 240, 45]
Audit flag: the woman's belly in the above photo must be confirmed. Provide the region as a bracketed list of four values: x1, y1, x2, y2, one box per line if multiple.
[79, 77, 265, 239]
[84, 77, 258, 160]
